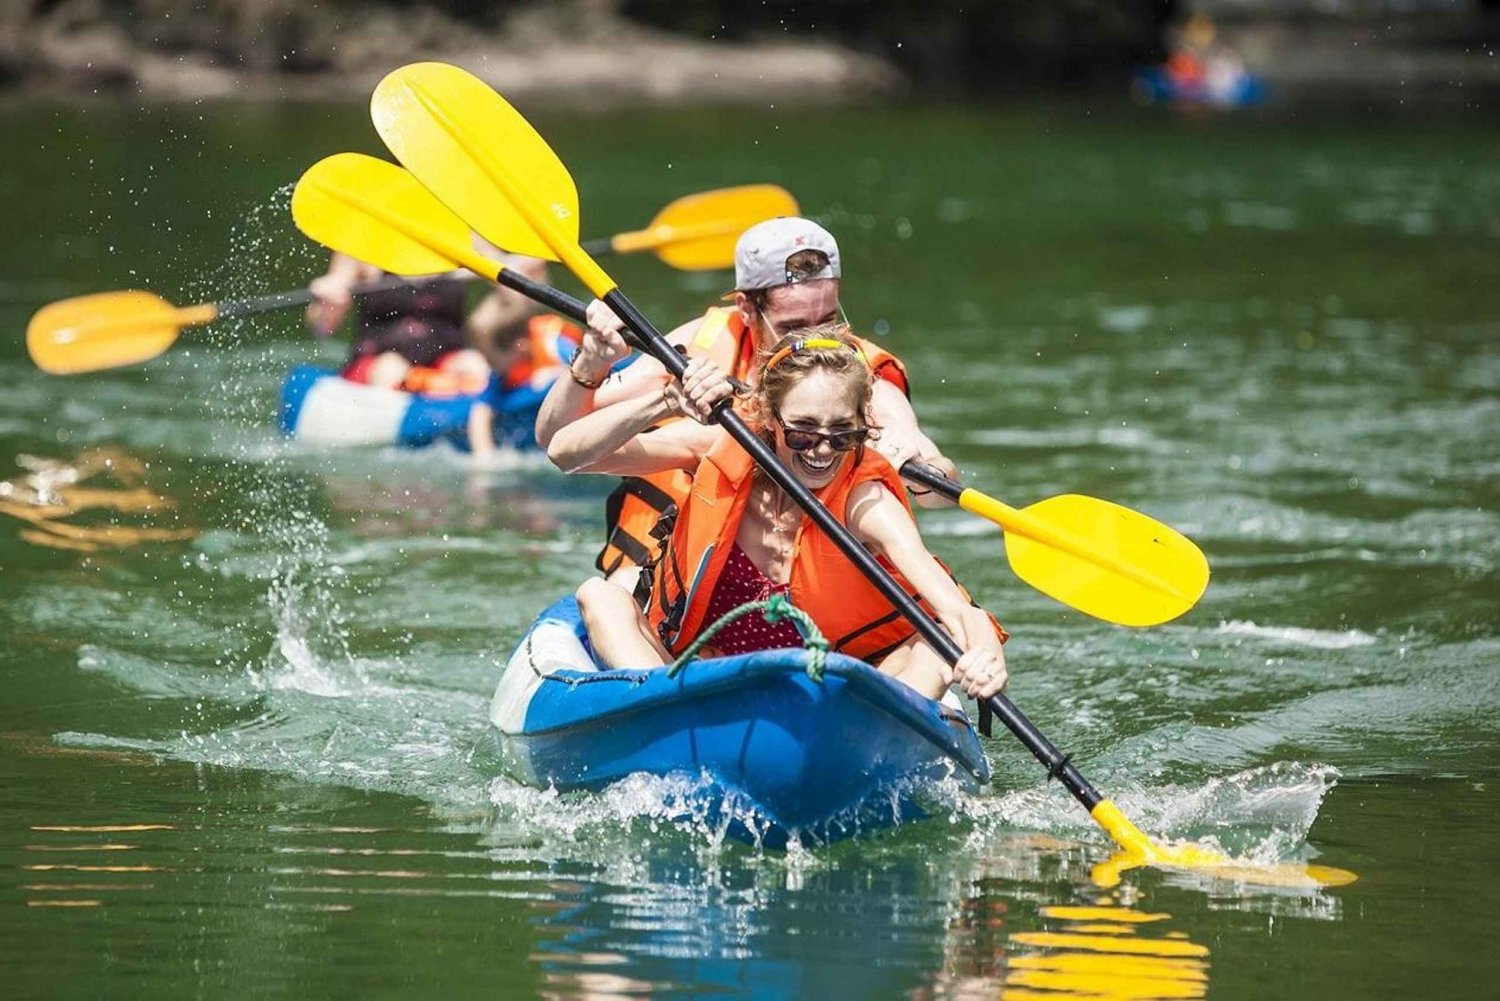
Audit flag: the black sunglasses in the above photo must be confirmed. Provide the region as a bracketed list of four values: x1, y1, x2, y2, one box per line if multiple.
[777, 420, 869, 453]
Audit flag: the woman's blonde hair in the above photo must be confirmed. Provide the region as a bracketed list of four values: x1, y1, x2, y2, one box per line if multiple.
[743, 324, 878, 439]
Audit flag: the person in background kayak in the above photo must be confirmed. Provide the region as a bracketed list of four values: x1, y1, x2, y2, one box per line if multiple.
[534, 217, 958, 592]
[547, 325, 1006, 703]
[465, 253, 584, 455]
[305, 251, 489, 394]
[305, 250, 580, 455]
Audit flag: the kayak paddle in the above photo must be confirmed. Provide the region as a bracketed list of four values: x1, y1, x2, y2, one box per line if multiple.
[26, 182, 788, 376]
[366, 61, 1354, 887]
[293, 154, 1207, 631]
[292, 153, 596, 329]
[291, 152, 669, 365]
[24, 277, 469, 376]
[581, 184, 798, 270]
[900, 464, 1208, 627]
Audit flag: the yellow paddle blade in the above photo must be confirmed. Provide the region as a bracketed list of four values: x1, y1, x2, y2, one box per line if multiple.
[961, 490, 1209, 627]
[26, 291, 215, 375]
[1088, 800, 1358, 890]
[291, 153, 484, 278]
[614, 184, 800, 270]
[372, 62, 578, 266]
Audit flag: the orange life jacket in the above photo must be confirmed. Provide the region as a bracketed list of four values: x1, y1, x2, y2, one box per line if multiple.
[596, 306, 909, 573]
[646, 431, 1004, 663]
[503, 314, 579, 391]
[399, 362, 488, 397]
[395, 314, 577, 398]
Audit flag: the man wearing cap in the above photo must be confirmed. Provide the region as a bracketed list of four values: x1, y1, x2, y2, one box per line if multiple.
[535, 216, 956, 587]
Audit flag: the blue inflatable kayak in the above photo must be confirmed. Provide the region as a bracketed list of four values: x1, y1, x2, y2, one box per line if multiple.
[277, 365, 551, 451]
[490, 597, 991, 846]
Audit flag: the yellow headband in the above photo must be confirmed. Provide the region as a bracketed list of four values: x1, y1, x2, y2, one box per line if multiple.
[763, 337, 867, 375]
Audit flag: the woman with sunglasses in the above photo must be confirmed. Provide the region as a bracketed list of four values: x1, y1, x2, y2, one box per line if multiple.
[547, 325, 1008, 703]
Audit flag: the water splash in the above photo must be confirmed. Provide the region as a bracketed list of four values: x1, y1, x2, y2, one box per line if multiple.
[1217, 620, 1377, 650]
[254, 507, 363, 697]
[960, 761, 1340, 864]
[197, 183, 366, 700]
[482, 768, 953, 855]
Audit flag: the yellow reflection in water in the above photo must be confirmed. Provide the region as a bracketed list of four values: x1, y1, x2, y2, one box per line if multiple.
[31, 824, 175, 832]
[0, 448, 195, 551]
[22, 819, 173, 910]
[1003, 900, 1209, 1001]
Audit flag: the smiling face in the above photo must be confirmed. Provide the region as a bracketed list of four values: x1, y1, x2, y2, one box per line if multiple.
[737, 279, 842, 349]
[772, 370, 866, 490]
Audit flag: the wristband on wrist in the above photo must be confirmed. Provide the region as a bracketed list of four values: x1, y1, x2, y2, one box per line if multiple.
[568, 357, 607, 390]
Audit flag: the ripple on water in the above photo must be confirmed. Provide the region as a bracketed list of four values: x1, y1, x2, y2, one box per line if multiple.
[1215, 620, 1377, 650]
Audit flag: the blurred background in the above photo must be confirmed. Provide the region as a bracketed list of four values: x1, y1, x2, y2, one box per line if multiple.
[4, 0, 1500, 104]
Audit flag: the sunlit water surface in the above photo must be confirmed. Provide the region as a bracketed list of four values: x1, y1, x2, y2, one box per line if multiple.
[1, 99, 1496, 998]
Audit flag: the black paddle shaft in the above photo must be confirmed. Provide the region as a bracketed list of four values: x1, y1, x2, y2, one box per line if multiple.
[601, 289, 1105, 811]
[900, 461, 966, 502]
[214, 272, 470, 321]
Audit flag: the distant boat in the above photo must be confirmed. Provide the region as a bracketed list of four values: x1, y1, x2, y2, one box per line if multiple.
[1133, 57, 1268, 108]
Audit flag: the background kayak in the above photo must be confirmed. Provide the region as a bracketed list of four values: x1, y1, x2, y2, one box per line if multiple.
[277, 364, 552, 452]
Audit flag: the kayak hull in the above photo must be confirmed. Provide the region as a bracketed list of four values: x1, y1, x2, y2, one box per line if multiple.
[277, 365, 549, 451]
[491, 597, 991, 845]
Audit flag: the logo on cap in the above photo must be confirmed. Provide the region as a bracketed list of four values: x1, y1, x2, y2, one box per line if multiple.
[733, 217, 842, 292]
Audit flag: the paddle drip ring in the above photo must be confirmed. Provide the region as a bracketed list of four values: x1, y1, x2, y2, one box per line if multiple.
[667, 593, 829, 681]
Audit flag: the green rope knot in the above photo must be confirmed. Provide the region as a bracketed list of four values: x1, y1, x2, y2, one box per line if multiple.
[668, 592, 829, 681]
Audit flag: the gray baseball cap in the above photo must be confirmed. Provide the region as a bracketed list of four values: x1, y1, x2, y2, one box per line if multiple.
[733, 217, 841, 291]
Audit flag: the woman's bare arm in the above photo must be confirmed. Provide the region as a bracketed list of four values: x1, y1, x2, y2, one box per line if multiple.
[844, 480, 1007, 695]
[533, 306, 706, 448]
[547, 356, 733, 476]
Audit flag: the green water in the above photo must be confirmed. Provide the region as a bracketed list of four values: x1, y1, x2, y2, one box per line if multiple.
[1, 97, 1497, 998]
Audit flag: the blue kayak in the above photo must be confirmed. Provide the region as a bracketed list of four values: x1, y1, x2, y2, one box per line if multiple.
[490, 597, 991, 846]
[277, 365, 553, 451]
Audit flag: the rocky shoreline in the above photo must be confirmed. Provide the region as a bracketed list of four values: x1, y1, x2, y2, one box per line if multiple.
[0, 3, 903, 105]
[5, 0, 1499, 108]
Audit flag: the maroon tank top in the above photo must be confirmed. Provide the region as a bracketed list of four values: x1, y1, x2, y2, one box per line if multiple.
[699, 544, 804, 656]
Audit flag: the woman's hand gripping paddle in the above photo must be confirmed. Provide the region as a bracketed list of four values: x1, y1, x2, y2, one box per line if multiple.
[370, 61, 1355, 890]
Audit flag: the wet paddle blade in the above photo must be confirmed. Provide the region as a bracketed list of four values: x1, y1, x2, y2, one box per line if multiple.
[1091, 847, 1360, 890]
[372, 62, 578, 264]
[992, 493, 1209, 627]
[291, 153, 473, 276]
[622, 184, 800, 270]
[1087, 800, 1358, 889]
[26, 290, 205, 375]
